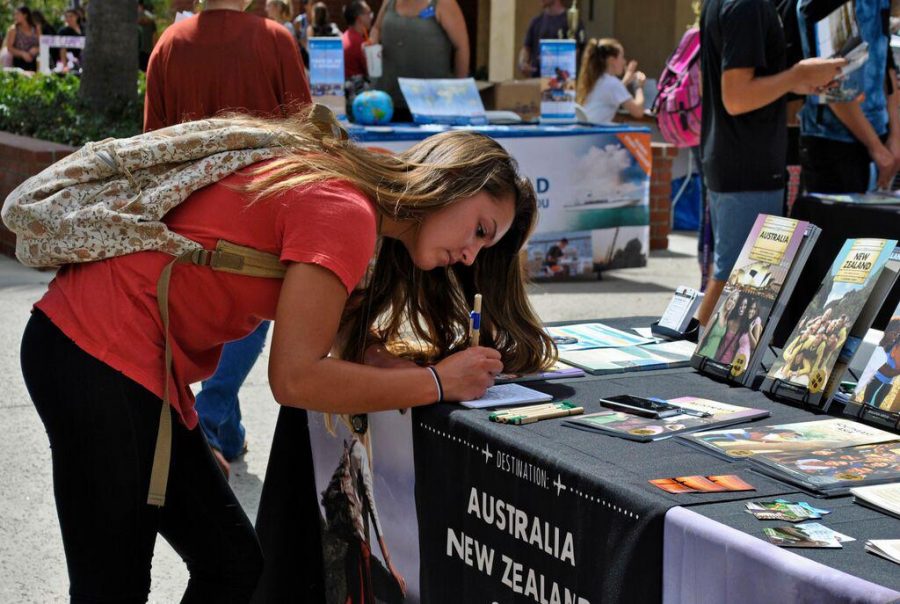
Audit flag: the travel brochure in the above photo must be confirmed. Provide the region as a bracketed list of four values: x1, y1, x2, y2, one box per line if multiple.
[564, 396, 769, 442]
[851, 483, 900, 520]
[763, 523, 854, 549]
[397, 77, 488, 126]
[764, 238, 900, 408]
[649, 474, 755, 494]
[865, 540, 900, 565]
[750, 441, 900, 496]
[745, 499, 829, 522]
[678, 418, 897, 461]
[495, 361, 585, 384]
[546, 323, 654, 351]
[557, 340, 696, 375]
[693, 214, 818, 386]
[806, 0, 869, 104]
[840, 299, 900, 430]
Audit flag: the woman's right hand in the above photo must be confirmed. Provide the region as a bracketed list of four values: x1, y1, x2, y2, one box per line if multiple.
[434, 347, 503, 401]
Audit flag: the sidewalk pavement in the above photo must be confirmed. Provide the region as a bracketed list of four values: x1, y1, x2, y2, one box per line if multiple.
[0, 232, 700, 602]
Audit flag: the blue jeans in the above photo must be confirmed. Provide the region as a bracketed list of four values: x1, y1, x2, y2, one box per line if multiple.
[195, 321, 270, 460]
[708, 189, 784, 281]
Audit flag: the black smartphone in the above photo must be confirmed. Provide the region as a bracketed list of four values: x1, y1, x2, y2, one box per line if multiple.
[599, 395, 682, 418]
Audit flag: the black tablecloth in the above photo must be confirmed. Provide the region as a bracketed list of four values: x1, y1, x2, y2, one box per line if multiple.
[778, 195, 900, 346]
[412, 319, 900, 603]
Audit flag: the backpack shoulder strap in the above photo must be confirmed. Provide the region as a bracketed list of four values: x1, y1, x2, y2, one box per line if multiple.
[147, 240, 285, 506]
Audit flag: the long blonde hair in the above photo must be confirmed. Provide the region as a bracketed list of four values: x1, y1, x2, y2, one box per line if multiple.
[576, 38, 624, 105]
[233, 105, 556, 374]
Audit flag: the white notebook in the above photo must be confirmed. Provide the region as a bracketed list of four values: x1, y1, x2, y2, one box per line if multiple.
[459, 384, 553, 409]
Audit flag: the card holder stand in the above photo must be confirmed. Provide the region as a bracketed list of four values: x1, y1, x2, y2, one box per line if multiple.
[650, 318, 701, 343]
[857, 404, 900, 432]
[764, 377, 825, 413]
[694, 353, 734, 381]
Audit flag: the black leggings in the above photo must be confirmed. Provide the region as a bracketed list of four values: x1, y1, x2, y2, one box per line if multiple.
[21, 310, 263, 603]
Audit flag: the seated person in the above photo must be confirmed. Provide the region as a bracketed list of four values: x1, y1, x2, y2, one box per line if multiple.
[542, 237, 568, 274]
[576, 38, 645, 124]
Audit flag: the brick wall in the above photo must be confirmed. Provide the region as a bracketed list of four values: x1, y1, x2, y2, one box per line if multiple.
[0, 132, 75, 258]
[649, 142, 676, 251]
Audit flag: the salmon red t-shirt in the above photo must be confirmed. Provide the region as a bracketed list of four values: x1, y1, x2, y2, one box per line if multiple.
[35, 166, 376, 429]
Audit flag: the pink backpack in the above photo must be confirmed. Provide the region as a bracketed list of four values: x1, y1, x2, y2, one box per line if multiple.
[652, 28, 701, 148]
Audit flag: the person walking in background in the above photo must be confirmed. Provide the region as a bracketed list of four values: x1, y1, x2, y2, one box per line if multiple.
[144, 0, 310, 475]
[266, 0, 295, 38]
[307, 1, 341, 39]
[370, 0, 469, 122]
[343, 1, 372, 80]
[797, 0, 900, 194]
[519, 0, 585, 78]
[695, 0, 844, 326]
[138, 1, 157, 72]
[5, 6, 40, 72]
[576, 38, 646, 123]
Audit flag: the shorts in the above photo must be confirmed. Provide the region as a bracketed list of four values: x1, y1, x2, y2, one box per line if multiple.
[708, 189, 784, 281]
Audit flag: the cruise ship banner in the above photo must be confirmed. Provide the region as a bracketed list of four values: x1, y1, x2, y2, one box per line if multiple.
[356, 127, 651, 279]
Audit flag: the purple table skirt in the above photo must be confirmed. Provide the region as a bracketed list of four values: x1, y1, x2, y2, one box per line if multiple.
[663, 507, 900, 604]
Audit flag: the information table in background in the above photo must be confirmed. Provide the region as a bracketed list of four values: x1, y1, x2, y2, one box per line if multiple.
[348, 123, 652, 279]
[779, 194, 900, 346]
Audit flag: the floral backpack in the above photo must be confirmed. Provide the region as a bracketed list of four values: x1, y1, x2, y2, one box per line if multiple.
[652, 27, 702, 148]
[1, 104, 347, 507]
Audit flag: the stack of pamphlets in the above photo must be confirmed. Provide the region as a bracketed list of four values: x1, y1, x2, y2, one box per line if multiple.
[850, 482, 900, 520]
[558, 340, 696, 375]
[693, 214, 820, 386]
[763, 523, 854, 548]
[746, 499, 829, 522]
[564, 396, 769, 442]
[679, 418, 898, 461]
[837, 298, 900, 431]
[763, 239, 900, 409]
[649, 474, 755, 494]
[865, 540, 900, 565]
[751, 441, 900, 496]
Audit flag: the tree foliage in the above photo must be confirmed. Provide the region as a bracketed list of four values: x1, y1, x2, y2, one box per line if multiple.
[0, 71, 144, 146]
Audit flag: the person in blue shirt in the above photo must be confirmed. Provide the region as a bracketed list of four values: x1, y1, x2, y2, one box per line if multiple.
[797, 0, 900, 193]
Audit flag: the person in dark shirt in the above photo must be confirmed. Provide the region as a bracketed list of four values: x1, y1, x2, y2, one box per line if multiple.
[519, 0, 585, 78]
[542, 237, 568, 274]
[57, 8, 85, 68]
[695, 0, 844, 326]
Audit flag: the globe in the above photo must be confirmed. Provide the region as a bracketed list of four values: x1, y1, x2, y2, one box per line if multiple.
[352, 90, 394, 125]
